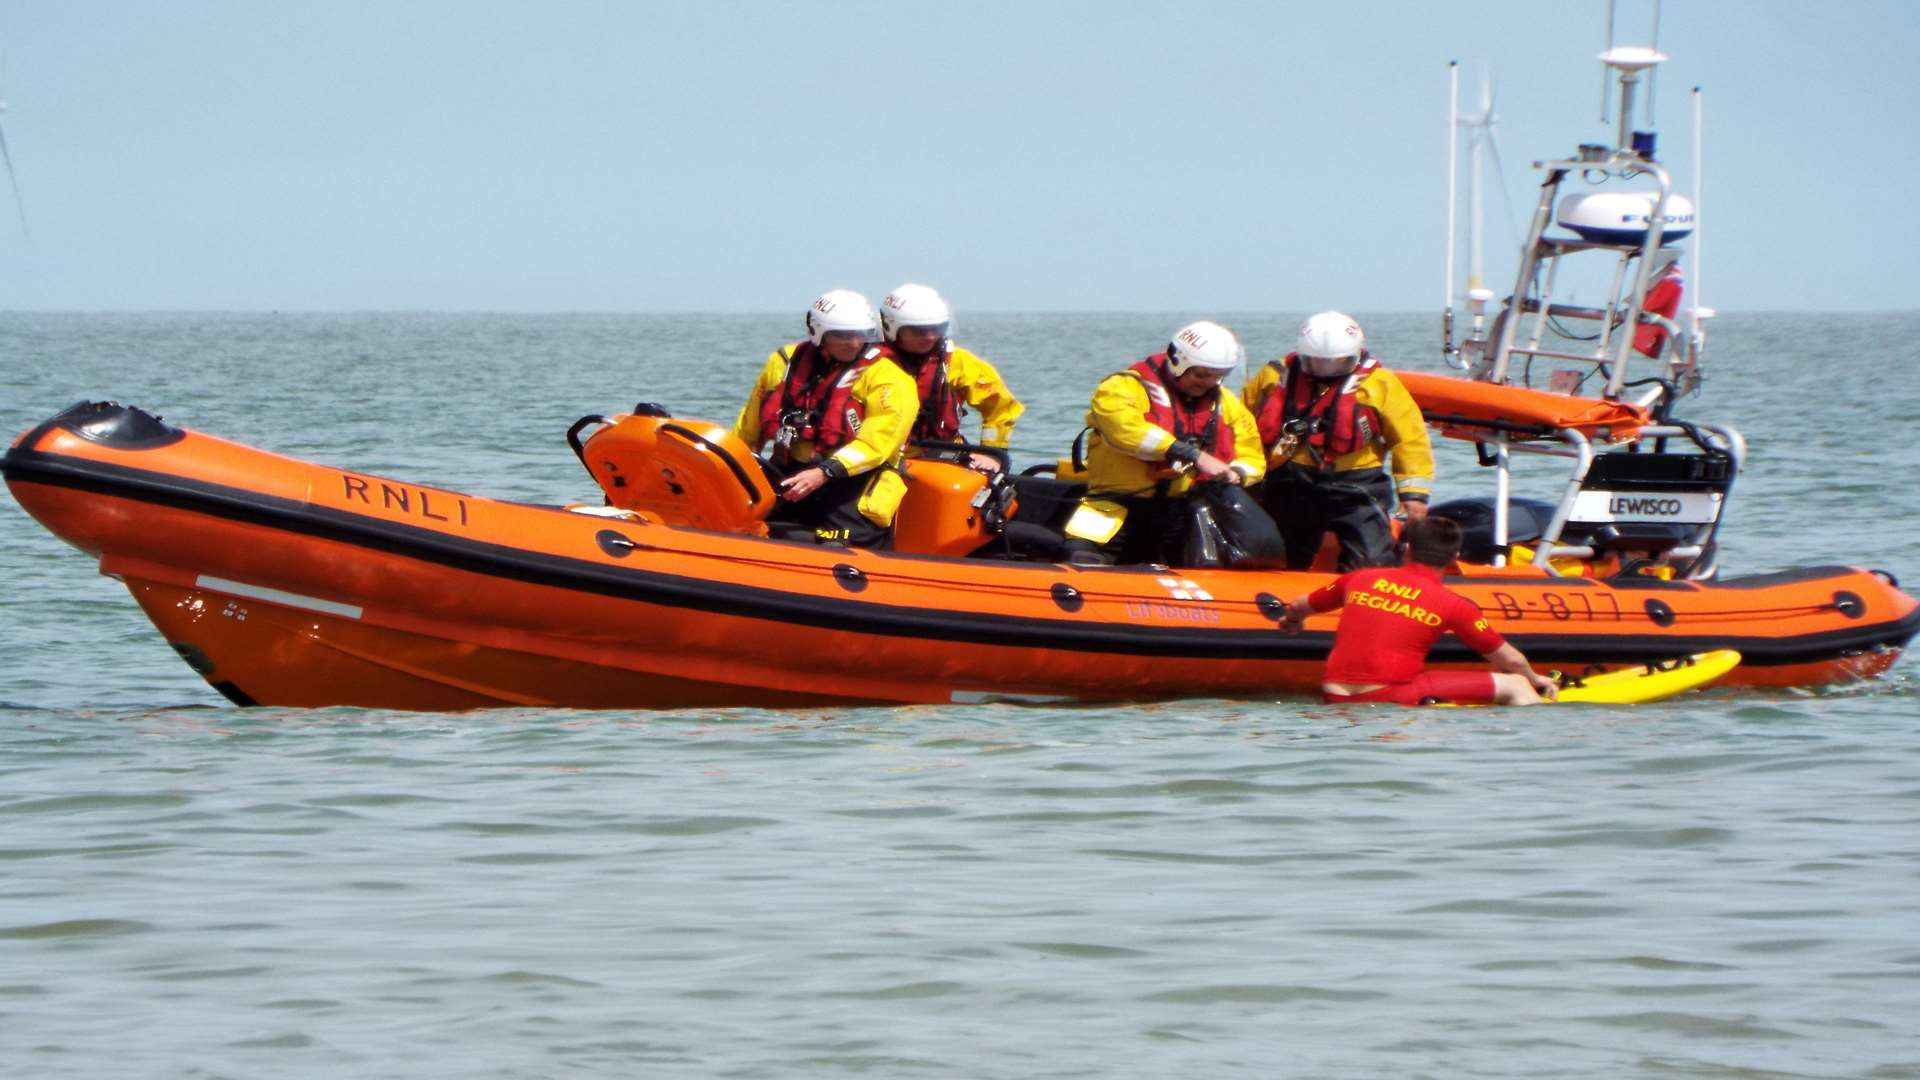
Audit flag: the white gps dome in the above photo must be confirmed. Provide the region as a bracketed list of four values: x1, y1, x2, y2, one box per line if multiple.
[1556, 191, 1695, 244]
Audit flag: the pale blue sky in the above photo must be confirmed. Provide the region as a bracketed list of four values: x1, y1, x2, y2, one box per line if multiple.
[1, 1, 1914, 312]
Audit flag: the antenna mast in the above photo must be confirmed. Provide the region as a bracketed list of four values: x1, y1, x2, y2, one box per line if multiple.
[0, 96, 27, 241]
[1444, 62, 1459, 363]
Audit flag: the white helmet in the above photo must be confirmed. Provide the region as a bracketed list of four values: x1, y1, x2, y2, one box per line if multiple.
[879, 283, 953, 343]
[1165, 320, 1244, 376]
[1295, 311, 1366, 378]
[804, 288, 880, 346]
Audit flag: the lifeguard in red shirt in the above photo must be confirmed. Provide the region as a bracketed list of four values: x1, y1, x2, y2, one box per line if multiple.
[1279, 517, 1559, 706]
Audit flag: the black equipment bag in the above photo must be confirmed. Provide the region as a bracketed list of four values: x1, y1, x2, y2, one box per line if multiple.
[1182, 483, 1287, 569]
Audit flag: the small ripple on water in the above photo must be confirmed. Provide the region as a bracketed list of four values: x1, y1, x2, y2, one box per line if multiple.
[0, 918, 153, 940]
[1471, 959, 1566, 972]
[1719, 907, 1849, 921]
[1599, 955, 1739, 972]
[224, 1033, 316, 1049]
[1583, 1010, 1801, 1040]
[1409, 898, 1635, 918]
[1462, 826, 1734, 850]
[1141, 984, 1390, 1004]
[1729, 937, 1834, 954]
[1010, 941, 1149, 960]
[259, 997, 346, 1011]
[1604, 981, 1764, 998]
[820, 980, 967, 1000]
[1332, 868, 1420, 881]
[455, 851, 594, 865]
[145, 965, 272, 982]
[480, 970, 604, 989]
[0, 793, 192, 815]
[1317, 925, 1442, 941]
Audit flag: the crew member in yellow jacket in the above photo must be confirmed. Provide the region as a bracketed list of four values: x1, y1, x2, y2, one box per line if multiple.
[1242, 311, 1435, 570]
[1062, 320, 1268, 566]
[877, 283, 1024, 470]
[734, 289, 918, 547]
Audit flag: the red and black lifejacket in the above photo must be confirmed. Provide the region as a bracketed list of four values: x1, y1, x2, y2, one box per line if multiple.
[897, 345, 964, 443]
[1254, 352, 1383, 465]
[758, 341, 887, 464]
[1127, 355, 1238, 461]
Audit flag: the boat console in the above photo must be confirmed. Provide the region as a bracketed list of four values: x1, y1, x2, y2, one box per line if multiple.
[1433, 32, 1738, 581]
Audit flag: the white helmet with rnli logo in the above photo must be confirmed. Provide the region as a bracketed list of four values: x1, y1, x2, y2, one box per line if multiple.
[805, 288, 881, 346]
[879, 283, 953, 343]
[1296, 311, 1366, 378]
[1165, 320, 1244, 376]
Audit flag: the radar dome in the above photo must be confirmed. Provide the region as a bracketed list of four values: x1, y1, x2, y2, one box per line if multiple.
[1556, 191, 1695, 244]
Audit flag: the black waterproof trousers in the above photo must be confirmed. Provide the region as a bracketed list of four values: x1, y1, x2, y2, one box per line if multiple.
[765, 472, 889, 548]
[1258, 463, 1399, 571]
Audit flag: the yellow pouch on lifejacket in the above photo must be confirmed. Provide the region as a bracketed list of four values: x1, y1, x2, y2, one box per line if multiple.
[1509, 542, 1587, 576]
[1510, 542, 1674, 579]
[857, 466, 909, 527]
[1063, 498, 1127, 544]
[1053, 457, 1090, 483]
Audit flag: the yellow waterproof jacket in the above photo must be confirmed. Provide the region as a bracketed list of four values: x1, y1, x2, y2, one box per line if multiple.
[1241, 359, 1435, 501]
[732, 343, 919, 525]
[1063, 371, 1266, 545]
[901, 345, 1025, 450]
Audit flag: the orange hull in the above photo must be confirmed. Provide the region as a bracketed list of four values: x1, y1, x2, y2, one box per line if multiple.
[6, 403, 1914, 709]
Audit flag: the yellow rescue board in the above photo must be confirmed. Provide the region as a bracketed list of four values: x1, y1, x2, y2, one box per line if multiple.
[1550, 650, 1742, 705]
[1428, 650, 1741, 707]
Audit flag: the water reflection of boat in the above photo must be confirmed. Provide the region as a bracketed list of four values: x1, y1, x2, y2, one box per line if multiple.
[3, 37, 1914, 710]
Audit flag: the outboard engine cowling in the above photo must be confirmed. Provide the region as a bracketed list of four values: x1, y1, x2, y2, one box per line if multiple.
[574, 410, 773, 534]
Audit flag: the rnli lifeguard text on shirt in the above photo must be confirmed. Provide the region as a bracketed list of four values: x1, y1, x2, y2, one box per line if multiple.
[341, 474, 471, 526]
[1352, 577, 1445, 627]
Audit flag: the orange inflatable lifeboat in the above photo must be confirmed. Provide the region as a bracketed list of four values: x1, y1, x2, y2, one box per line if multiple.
[5, 401, 1915, 710]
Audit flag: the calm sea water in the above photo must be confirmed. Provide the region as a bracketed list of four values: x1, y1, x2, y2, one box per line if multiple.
[2, 311, 1917, 1078]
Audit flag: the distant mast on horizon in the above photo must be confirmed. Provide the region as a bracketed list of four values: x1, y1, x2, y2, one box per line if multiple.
[0, 86, 30, 242]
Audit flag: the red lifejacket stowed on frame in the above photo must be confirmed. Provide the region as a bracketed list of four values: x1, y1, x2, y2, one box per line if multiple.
[1128, 355, 1239, 463]
[757, 341, 888, 465]
[1254, 353, 1383, 465]
[1633, 264, 1685, 358]
[900, 348, 964, 443]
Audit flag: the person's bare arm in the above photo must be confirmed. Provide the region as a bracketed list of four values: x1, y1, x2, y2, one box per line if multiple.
[1482, 642, 1559, 699]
